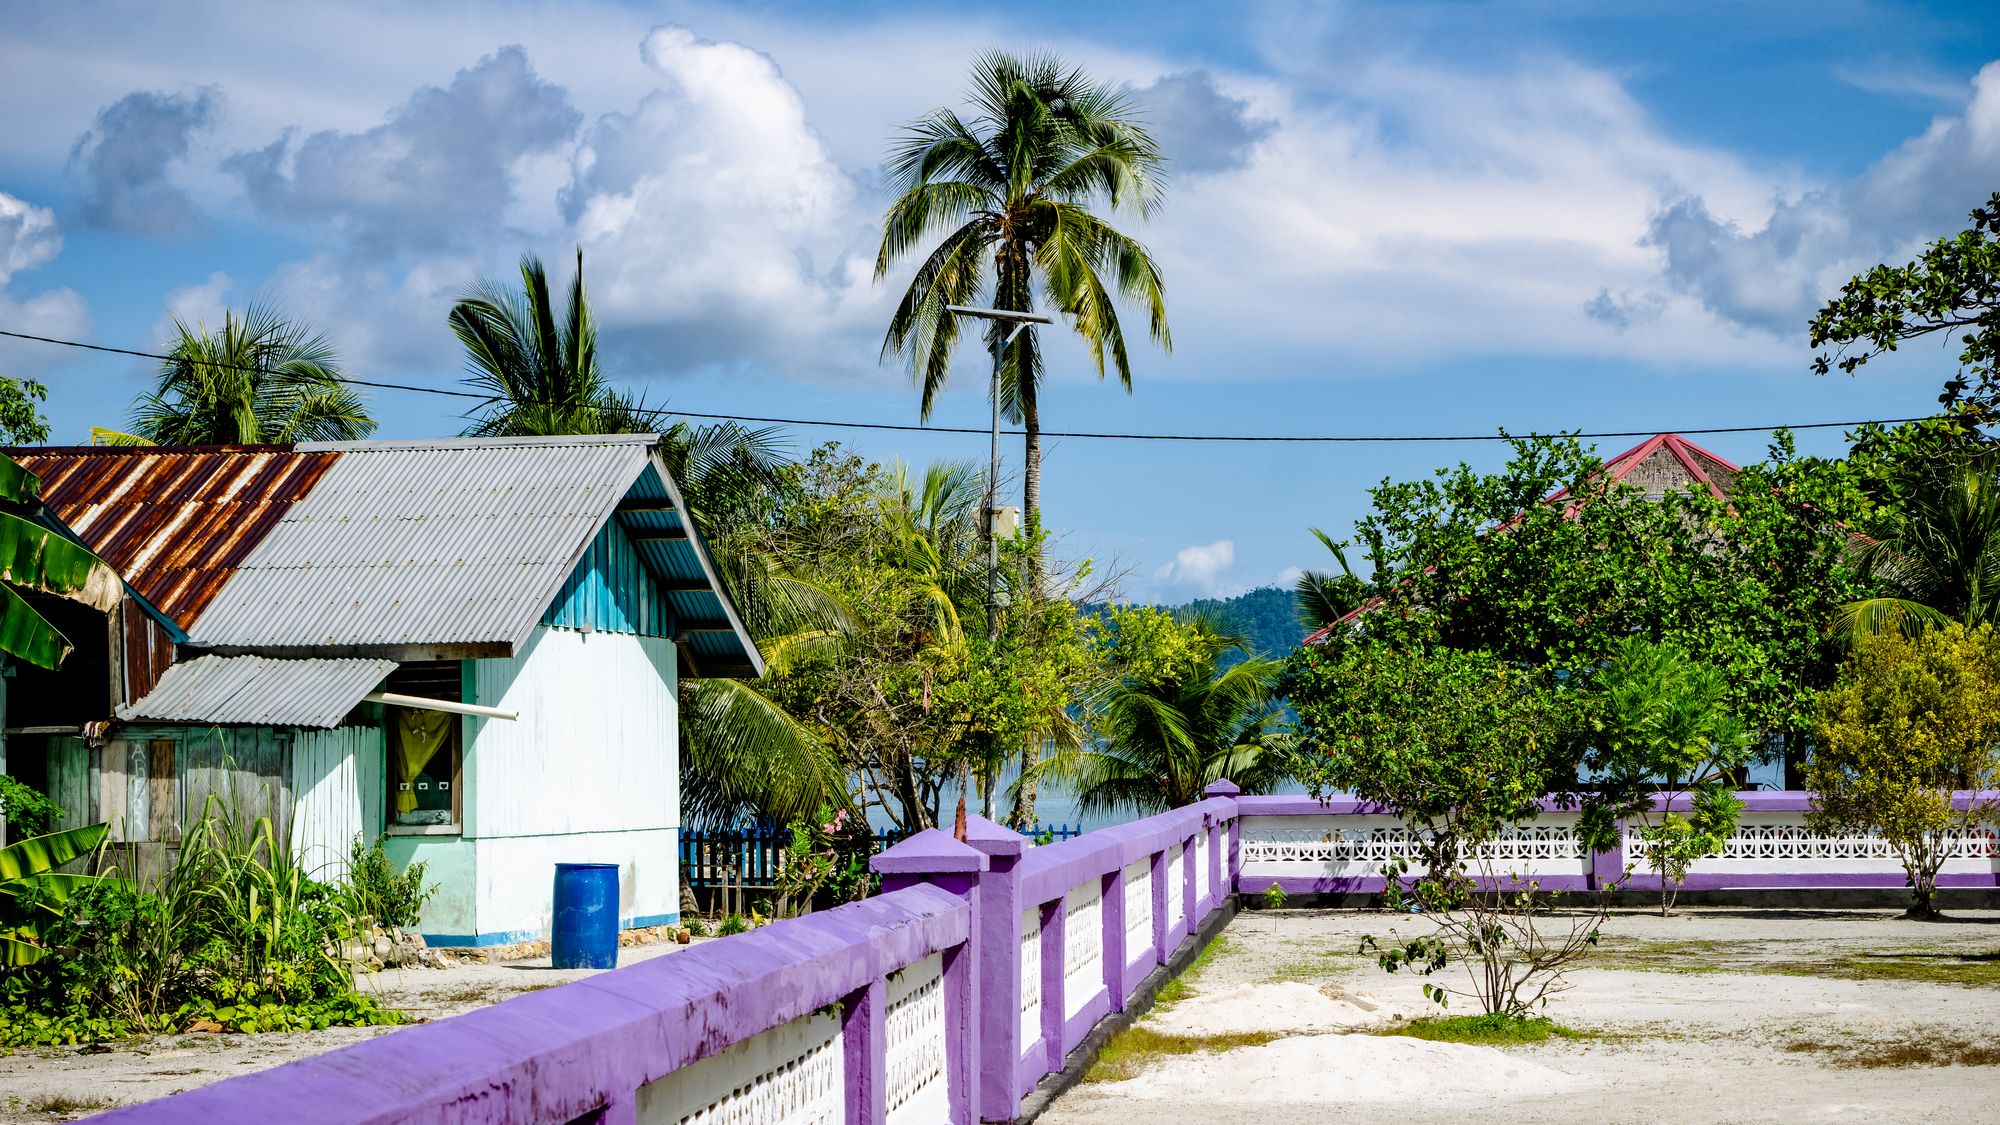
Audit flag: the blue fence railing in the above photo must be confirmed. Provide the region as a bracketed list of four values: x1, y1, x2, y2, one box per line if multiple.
[680, 823, 1083, 890]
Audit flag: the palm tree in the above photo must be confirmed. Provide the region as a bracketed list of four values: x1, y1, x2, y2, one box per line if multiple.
[878, 51, 1170, 560]
[1025, 621, 1290, 815]
[451, 250, 648, 438]
[1839, 458, 2000, 641]
[124, 305, 373, 444]
[1295, 528, 1367, 632]
[876, 50, 1171, 825]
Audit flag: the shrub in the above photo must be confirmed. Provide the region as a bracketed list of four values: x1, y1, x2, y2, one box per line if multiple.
[0, 775, 64, 837]
[1807, 625, 2000, 919]
[1259, 883, 1287, 910]
[344, 835, 435, 929]
[0, 793, 405, 1046]
[684, 916, 711, 938]
[717, 913, 750, 936]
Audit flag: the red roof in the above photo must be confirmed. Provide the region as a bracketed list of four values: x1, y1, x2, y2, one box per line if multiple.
[1300, 434, 1742, 644]
[12, 446, 340, 633]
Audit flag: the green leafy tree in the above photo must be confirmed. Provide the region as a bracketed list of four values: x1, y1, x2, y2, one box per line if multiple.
[1807, 624, 2000, 919]
[1025, 607, 1289, 815]
[1581, 637, 1753, 915]
[1811, 192, 2000, 422]
[0, 377, 50, 445]
[123, 306, 374, 444]
[1285, 640, 1580, 879]
[1314, 434, 1868, 761]
[1293, 528, 1366, 632]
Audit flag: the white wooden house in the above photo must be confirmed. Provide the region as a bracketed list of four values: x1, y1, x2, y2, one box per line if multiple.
[1, 434, 760, 947]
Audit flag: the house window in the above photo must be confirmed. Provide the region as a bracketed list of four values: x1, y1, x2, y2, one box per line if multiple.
[387, 662, 461, 829]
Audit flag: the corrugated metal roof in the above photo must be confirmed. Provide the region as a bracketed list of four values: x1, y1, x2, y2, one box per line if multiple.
[9, 447, 339, 632]
[117, 654, 394, 728]
[184, 435, 729, 659]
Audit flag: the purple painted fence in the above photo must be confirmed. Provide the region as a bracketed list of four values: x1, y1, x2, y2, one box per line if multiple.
[91, 792, 1244, 1125]
[1232, 790, 2000, 896]
[94, 786, 1979, 1123]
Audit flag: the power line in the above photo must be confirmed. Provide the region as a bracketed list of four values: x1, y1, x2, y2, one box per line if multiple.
[0, 325, 1934, 444]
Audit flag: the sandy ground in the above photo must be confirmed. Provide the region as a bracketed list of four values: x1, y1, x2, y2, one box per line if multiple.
[0, 937, 716, 1122]
[1043, 907, 2000, 1125]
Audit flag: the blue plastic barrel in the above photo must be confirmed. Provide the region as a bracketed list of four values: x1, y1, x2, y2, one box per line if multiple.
[551, 862, 620, 969]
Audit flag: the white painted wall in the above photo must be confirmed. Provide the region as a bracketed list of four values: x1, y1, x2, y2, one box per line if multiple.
[425, 625, 682, 942]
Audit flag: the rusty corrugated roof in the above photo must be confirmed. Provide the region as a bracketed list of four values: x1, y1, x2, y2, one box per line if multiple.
[10, 446, 341, 633]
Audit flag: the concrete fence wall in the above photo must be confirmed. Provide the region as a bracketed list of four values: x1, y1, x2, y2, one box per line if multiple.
[1236, 791, 2000, 896]
[94, 784, 1245, 1125]
[94, 785, 1994, 1124]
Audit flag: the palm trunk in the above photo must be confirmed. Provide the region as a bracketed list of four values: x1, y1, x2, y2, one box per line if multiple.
[1009, 383, 1043, 829]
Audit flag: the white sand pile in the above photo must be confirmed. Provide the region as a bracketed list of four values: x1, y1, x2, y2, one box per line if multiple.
[1145, 982, 1405, 1037]
[1109, 1032, 1583, 1103]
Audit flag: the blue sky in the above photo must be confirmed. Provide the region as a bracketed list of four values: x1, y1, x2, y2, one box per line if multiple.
[1, 1, 1996, 601]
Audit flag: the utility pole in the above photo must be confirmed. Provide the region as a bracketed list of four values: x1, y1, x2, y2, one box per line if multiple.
[945, 305, 1050, 821]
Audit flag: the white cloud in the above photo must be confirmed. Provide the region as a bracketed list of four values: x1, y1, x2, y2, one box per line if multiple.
[0, 191, 90, 376]
[563, 25, 885, 373]
[69, 87, 220, 236]
[0, 192, 62, 285]
[224, 46, 580, 254]
[150, 271, 233, 345]
[1152, 539, 1237, 597]
[1644, 61, 2000, 338]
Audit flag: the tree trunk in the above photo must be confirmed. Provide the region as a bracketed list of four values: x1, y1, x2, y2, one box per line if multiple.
[1009, 376, 1043, 830]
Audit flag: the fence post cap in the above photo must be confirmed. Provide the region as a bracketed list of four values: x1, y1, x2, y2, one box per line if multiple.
[1204, 779, 1241, 798]
[960, 813, 1026, 858]
[871, 828, 989, 875]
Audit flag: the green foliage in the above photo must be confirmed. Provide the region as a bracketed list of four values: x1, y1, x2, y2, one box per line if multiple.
[343, 835, 435, 929]
[1580, 638, 1753, 913]
[0, 823, 109, 967]
[1259, 883, 1287, 910]
[0, 795, 402, 1045]
[876, 48, 1171, 426]
[1305, 433, 1868, 751]
[1286, 642, 1578, 877]
[0, 775, 62, 837]
[717, 913, 750, 937]
[1807, 624, 2000, 918]
[125, 304, 374, 444]
[0, 375, 50, 444]
[452, 250, 652, 438]
[1027, 608, 1291, 814]
[776, 807, 877, 910]
[0, 451, 121, 670]
[684, 916, 710, 938]
[1811, 191, 2000, 420]
[1122, 587, 1309, 664]
[1837, 455, 2000, 641]
[1379, 1013, 1597, 1044]
[1293, 528, 1367, 632]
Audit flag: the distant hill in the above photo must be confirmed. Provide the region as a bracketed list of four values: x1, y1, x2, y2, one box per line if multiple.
[1161, 586, 1307, 662]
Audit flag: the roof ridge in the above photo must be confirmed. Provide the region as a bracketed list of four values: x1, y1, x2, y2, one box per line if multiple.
[296, 433, 662, 452]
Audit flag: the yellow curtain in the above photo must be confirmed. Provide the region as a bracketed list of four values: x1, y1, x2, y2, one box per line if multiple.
[392, 709, 453, 815]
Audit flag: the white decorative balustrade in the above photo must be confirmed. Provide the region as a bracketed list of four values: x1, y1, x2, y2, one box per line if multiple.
[1018, 907, 1041, 1049]
[1062, 881, 1103, 1022]
[884, 953, 949, 1125]
[1122, 860, 1153, 964]
[638, 1008, 844, 1125]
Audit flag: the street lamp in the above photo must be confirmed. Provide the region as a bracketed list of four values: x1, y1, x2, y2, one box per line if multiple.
[945, 304, 1052, 819]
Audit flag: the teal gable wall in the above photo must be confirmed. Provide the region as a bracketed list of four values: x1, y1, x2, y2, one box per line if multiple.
[542, 518, 675, 638]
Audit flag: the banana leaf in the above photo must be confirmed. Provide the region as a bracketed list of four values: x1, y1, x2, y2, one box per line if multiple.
[0, 927, 47, 968]
[6, 872, 108, 913]
[0, 823, 109, 883]
[0, 510, 120, 611]
[0, 582, 73, 670]
[0, 456, 39, 505]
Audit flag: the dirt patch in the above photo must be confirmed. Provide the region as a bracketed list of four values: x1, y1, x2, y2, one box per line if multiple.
[1786, 1034, 2000, 1069]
